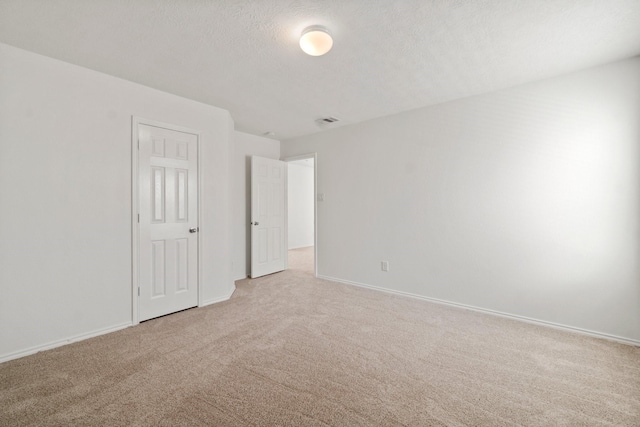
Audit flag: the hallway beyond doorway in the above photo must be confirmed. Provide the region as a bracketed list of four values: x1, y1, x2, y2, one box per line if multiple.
[288, 246, 314, 275]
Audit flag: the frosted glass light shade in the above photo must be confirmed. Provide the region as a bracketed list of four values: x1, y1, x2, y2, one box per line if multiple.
[300, 26, 333, 56]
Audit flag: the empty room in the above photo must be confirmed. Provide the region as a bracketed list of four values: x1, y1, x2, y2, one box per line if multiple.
[1, 1, 639, 425]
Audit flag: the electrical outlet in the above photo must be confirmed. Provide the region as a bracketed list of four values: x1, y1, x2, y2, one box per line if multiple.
[381, 261, 389, 272]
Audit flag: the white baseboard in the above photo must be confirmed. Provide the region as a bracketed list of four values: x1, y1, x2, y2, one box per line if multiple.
[288, 245, 314, 250]
[200, 285, 236, 307]
[0, 322, 133, 364]
[318, 275, 640, 347]
[2, 286, 238, 364]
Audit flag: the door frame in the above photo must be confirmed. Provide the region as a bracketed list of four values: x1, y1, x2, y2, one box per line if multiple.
[283, 153, 318, 278]
[131, 116, 203, 325]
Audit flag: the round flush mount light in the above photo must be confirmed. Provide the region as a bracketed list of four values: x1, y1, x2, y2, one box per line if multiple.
[299, 25, 333, 56]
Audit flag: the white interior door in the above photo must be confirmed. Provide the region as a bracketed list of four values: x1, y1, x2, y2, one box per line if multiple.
[138, 123, 199, 321]
[251, 156, 286, 278]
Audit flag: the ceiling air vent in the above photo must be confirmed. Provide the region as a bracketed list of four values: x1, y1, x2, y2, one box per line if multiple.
[321, 116, 339, 123]
[316, 116, 341, 127]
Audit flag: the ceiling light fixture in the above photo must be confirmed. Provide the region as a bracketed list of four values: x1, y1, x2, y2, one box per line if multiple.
[299, 25, 333, 56]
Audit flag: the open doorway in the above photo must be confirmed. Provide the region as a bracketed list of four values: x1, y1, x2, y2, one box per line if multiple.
[285, 154, 317, 276]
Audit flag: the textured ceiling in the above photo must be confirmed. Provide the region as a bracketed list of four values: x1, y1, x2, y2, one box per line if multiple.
[1, 0, 640, 140]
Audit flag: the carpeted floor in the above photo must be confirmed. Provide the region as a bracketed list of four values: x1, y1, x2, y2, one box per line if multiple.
[1, 246, 639, 426]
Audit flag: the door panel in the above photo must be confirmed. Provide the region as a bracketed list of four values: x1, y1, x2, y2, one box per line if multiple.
[251, 156, 286, 278]
[138, 124, 198, 321]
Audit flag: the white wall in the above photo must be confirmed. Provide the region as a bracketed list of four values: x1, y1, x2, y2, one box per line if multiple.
[288, 160, 314, 249]
[282, 56, 640, 343]
[233, 132, 280, 280]
[0, 43, 235, 362]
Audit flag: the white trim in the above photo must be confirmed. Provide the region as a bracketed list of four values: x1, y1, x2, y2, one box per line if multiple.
[200, 285, 236, 307]
[131, 117, 203, 324]
[0, 322, 132, 364]
[283, 153, 318, 278]
[318, 275, 640, 347]
[196, 128, 203, 308]
[284, 162, 289, 271]
[131, 117, 139, 325]
[288, 244, 314, 250]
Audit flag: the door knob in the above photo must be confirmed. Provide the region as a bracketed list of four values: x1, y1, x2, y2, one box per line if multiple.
[189, 227, 199, 233]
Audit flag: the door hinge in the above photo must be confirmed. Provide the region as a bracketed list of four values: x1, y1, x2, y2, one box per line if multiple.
[137, 214, 140, 223]
[137, 140, 140, 149]
[137, 287, 140, 296]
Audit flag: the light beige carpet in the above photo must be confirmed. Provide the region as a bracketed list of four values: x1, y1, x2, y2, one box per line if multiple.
[1, 246, 639, 426]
